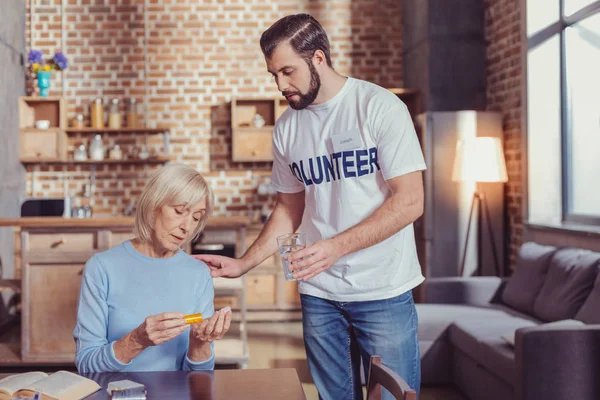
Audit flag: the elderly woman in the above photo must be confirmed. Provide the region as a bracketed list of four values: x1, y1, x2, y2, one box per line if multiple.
[74, 163, 231, 373]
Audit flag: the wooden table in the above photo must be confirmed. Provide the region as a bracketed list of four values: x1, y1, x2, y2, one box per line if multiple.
[83, 369, 306, 400]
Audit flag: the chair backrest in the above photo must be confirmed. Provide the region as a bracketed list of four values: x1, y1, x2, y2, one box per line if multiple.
[366, 356, 417, 400]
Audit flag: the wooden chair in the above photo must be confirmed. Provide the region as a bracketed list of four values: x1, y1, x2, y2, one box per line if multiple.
[366, 356, 417, 400]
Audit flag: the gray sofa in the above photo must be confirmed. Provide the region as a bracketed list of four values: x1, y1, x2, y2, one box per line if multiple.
[416, 242, 600, 400]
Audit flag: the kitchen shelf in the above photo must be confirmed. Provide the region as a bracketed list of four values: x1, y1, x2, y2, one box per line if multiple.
[232, 126, 275, 133]
[20, 157, 171, 166]
[65, 127, 169, 134]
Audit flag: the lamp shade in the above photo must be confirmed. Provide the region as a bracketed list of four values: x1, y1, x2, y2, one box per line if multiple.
[451, 137, 508, 183]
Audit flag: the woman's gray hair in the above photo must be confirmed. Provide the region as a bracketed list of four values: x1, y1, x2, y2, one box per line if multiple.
[134, 163, 214, 245]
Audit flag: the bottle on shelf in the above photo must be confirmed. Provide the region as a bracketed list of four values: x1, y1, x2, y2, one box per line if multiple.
[90, 98, 104, 129]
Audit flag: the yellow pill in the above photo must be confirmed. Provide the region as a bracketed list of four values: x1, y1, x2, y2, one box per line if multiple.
[184, 313, 203, 324]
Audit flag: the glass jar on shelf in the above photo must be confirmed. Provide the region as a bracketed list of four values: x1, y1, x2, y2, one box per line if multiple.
[108, 98, 122, 129]
[72, 114, 85, 129]
[126, 98, 139, 128]
[89, 134, 105, 161]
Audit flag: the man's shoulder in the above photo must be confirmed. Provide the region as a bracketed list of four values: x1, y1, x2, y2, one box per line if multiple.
[349, 78, 405, 113]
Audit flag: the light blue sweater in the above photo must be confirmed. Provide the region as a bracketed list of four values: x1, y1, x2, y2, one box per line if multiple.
[73, 240, 215, 373]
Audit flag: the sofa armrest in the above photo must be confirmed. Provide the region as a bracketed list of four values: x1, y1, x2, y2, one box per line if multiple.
[422, 277, 506, 306]
[515, 324, 600, 400]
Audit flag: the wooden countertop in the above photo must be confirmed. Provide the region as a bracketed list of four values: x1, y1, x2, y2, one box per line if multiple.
[0, 216, 250, 229]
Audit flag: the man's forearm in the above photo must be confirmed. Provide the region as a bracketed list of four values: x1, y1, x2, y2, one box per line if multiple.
[240, 200, 303, 271]
[332, 189, 423, 258]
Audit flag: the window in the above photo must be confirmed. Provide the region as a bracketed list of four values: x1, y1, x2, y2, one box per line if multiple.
[526, 1, 600, 225]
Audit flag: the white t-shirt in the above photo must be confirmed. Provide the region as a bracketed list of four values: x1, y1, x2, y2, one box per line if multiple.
[271, 77, 427, 302]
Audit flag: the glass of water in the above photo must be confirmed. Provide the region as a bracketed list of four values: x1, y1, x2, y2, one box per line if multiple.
[277, 233, 306, 281]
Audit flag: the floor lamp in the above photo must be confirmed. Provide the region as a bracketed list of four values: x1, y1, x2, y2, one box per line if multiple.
[451, 137, 508, 277]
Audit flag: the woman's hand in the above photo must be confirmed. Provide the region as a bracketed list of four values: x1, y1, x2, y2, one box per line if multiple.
[132, 312, 187, 347]
[114, 312, 187, 363]
[187, 307, 232, 362]
[191, 307, 232, 342]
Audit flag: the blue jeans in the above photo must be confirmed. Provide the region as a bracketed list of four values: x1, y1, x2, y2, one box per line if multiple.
[301, 291, 420, 400]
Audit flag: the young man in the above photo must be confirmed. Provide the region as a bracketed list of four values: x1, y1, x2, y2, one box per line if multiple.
[196, 14, 426, 400]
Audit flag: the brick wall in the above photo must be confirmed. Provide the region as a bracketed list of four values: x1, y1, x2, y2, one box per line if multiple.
[484, 0, 523, 268]
[24, 0, 403, 218]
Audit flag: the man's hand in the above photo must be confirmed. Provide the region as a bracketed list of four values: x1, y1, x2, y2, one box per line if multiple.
[287, 238, 344, 281]
[193, 255, 248, 278]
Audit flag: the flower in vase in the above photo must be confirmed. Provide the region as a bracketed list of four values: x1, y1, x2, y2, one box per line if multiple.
[52, 51, 68, 70]
[28, 50, 43, 65]
[27, 49, 69, 73]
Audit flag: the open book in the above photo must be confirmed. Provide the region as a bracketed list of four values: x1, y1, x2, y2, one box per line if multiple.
[0, 371, 101, 400]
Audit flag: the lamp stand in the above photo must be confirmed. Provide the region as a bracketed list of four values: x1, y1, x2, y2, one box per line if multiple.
[458, 187, 502, 277]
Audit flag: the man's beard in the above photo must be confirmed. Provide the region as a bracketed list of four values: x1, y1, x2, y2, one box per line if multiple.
[283, 61, 321, 110]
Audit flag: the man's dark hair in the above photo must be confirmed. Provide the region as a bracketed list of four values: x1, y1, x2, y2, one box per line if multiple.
[260, 14, 332, 67]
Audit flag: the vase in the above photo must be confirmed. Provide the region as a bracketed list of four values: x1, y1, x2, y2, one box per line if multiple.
[37, 71, 52, 97]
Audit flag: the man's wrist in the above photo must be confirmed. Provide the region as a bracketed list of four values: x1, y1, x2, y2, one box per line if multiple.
[239, 256, 254, 273]
[329, 235, 349, 259]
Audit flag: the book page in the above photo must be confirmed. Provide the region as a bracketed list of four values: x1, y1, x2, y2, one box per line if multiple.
[0, 372, 48, 399]
[14, 371, 100, 400]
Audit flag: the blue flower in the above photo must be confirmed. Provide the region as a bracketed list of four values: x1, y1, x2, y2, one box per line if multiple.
[28, 50, 43, 65]
[52, 51, 68, 70]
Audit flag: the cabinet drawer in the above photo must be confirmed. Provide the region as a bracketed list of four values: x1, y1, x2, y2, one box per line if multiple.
[246, 274, 276, 306]
[285, 280, 301, 305]
[214, 296, 238, 310]
[28, 233, 96, 252]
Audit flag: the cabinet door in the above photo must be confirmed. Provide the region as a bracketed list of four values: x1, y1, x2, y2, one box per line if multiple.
[22, 263, 83, 362]
[284, 280, 301, 306]
[246, 274, 276, 306]
[232, 129, 273, 162]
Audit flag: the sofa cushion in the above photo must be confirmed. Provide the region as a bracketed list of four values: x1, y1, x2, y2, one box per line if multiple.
[575, 265, 600, 323]
[449, 316, 537, 385]
[533, 248, 600, 322]
[501, 319, 584, 347]
[416, 304, 507, 341]
[501, 242, 557, 315]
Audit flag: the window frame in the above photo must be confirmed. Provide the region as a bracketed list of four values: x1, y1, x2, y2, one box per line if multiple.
[523, 0, 600, 226]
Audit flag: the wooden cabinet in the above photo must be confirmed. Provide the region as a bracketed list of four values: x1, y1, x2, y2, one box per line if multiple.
[20, 128, 67, 161]
[19, 229, 98, 362]
[19, 97, 68, 162]
[246, 274, 277, 306]
[230, 97, 288, 162]
[22, 263, 84, 362]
